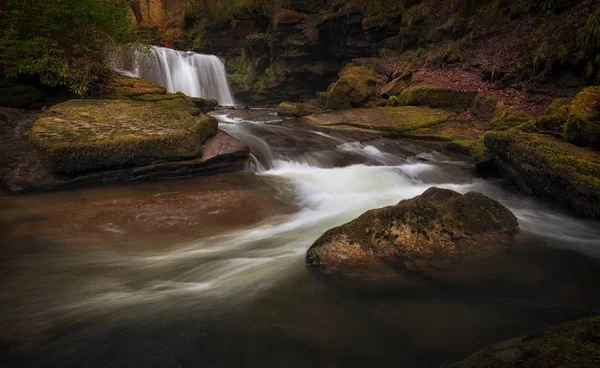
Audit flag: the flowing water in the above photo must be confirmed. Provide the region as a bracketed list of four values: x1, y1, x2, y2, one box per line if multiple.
[113, 46, 235, 106]
[1, 108, 600, 367]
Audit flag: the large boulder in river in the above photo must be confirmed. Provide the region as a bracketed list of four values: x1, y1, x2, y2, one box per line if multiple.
[325, 66, 377, 110]
[484, 130, 600, 218]
[444, 316, 600, 368]
[306, 188, 519, 288]
[29, 98, 218, 176]
[276, 101, 310, 117]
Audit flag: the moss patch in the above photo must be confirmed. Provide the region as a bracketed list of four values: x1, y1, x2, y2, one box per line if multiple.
[488, 106, 533, 131]
[302, 106, 453, 134]
[325, 66, 377, 110]
[397, 84, 476, 110]
[563, 86, 600, 149]
[103, 76, 166, 98]
[29, 99, 218, 176]
[445, 316, 600, 368]
[485, 130, 600, 218]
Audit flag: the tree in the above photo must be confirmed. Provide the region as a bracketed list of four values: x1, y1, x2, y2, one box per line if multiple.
[0, 0, 145, 96]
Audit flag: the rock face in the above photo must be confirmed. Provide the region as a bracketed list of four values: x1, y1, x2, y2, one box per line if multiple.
[484, 130, 600, 218]
[325, 66, 377, 110]
[29, 98, 218, 176]
[444, 316, 600, 368]
[563, 85, 600, 149]
[306, 187, 519, 288]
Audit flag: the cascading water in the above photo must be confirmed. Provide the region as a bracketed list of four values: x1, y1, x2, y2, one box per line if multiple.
[115, 45, 235, 106]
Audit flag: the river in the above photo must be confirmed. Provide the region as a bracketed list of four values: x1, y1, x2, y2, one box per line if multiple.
[1, 108, 599, 367]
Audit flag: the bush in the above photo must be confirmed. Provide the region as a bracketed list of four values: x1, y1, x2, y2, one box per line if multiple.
[0, 0, 145, 96]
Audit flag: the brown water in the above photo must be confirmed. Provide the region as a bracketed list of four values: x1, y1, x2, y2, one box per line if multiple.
[1, 109, 599, 368]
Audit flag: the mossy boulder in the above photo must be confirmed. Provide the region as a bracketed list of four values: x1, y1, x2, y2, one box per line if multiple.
[469, 95, 498, 121]
[325, 66, 377, 110]
[29, 98, 218, 176]
[397, 84, 477, 110]
[0, 82, 43, 109]
[276, 101, 310, 117]
[306, 187, 519, 288]
[380, 72, 411, 98]
[563, 86, 600, 149]
[487, 106, 533, 131]
[485, 130, 600, 218]
[445, 138, 491, 163]
[444, 316, 600, 368]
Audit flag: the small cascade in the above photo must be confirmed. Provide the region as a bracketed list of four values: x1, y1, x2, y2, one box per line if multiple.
[115, 46, 235, 106]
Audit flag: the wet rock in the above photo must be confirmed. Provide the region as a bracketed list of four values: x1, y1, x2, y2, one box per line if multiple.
[29, 98, 218, 176]
[563, 85, 600, 149]
[306, 187, 519, 288]
[485, 130, 600, 218]
[444, 316, 600, 368]
[397, 84, 476, 110]
[325, 66, 377, 110]
[276, 101, 310, 117]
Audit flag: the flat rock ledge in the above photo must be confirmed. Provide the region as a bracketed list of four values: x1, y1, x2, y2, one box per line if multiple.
[306, 187, 519, 289]
[0, 107, 249, 192]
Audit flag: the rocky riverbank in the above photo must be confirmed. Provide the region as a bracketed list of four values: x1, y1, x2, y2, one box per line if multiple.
[0, 78, 249, 192]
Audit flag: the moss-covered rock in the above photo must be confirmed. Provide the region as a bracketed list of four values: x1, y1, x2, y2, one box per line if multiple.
[485, 130, 600, 218]
[301, 106, 453, 134]
[276, 101, 310, 117]
[380, 72, 411, 98]
[487, 106, 533, 131]
[397, 84, 477, 110]
[546, 97, 571, 115]
[325, 66, 377, 110]
[29, 99, 218, 176]
[306, 187, 519, 288]
[470, 94, 498, 121]
[563, 86, 600, 149]
[444, 316, 600, 368]
[0, 83, 43, 109]
[445, 137, 491, 162]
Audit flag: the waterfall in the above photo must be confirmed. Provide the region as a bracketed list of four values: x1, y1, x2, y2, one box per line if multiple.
[115, 46, 235, 106]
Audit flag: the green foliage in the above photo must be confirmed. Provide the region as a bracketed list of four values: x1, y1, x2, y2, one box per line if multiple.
[0, 0, 145, 96]
[577, 10, 600, 76]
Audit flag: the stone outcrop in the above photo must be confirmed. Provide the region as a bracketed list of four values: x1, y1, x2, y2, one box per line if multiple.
[444, 316, 600, 368]
[29, 98, 218, 176]
[306, 187, 519, 288]
[397, 84, 477, 110]
[324, 66, 377, 110]
[276, 101, 310, 117]
[484, 130, 600, 218]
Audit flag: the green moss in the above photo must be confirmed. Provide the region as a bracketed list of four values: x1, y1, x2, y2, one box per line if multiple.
[563, 86, 600, 149]
[326, 66, 377, 110]
[29, 99, 218, 176]
[546, 97, 571, 115]
[446, 137, 491, 162]
[397, 84, 477, 110]
[446, 316, 600, 368]
[488, 107, 533, 131]
[485, 130, 600, 217]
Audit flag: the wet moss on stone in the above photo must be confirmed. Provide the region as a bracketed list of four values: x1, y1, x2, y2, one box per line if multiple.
[325, 65, 377, 110]
[487, 106, 533, 131]
[29, 99, 218, 176]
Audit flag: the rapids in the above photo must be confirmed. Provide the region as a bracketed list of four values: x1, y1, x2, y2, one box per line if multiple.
[1, 108, 599, 367]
